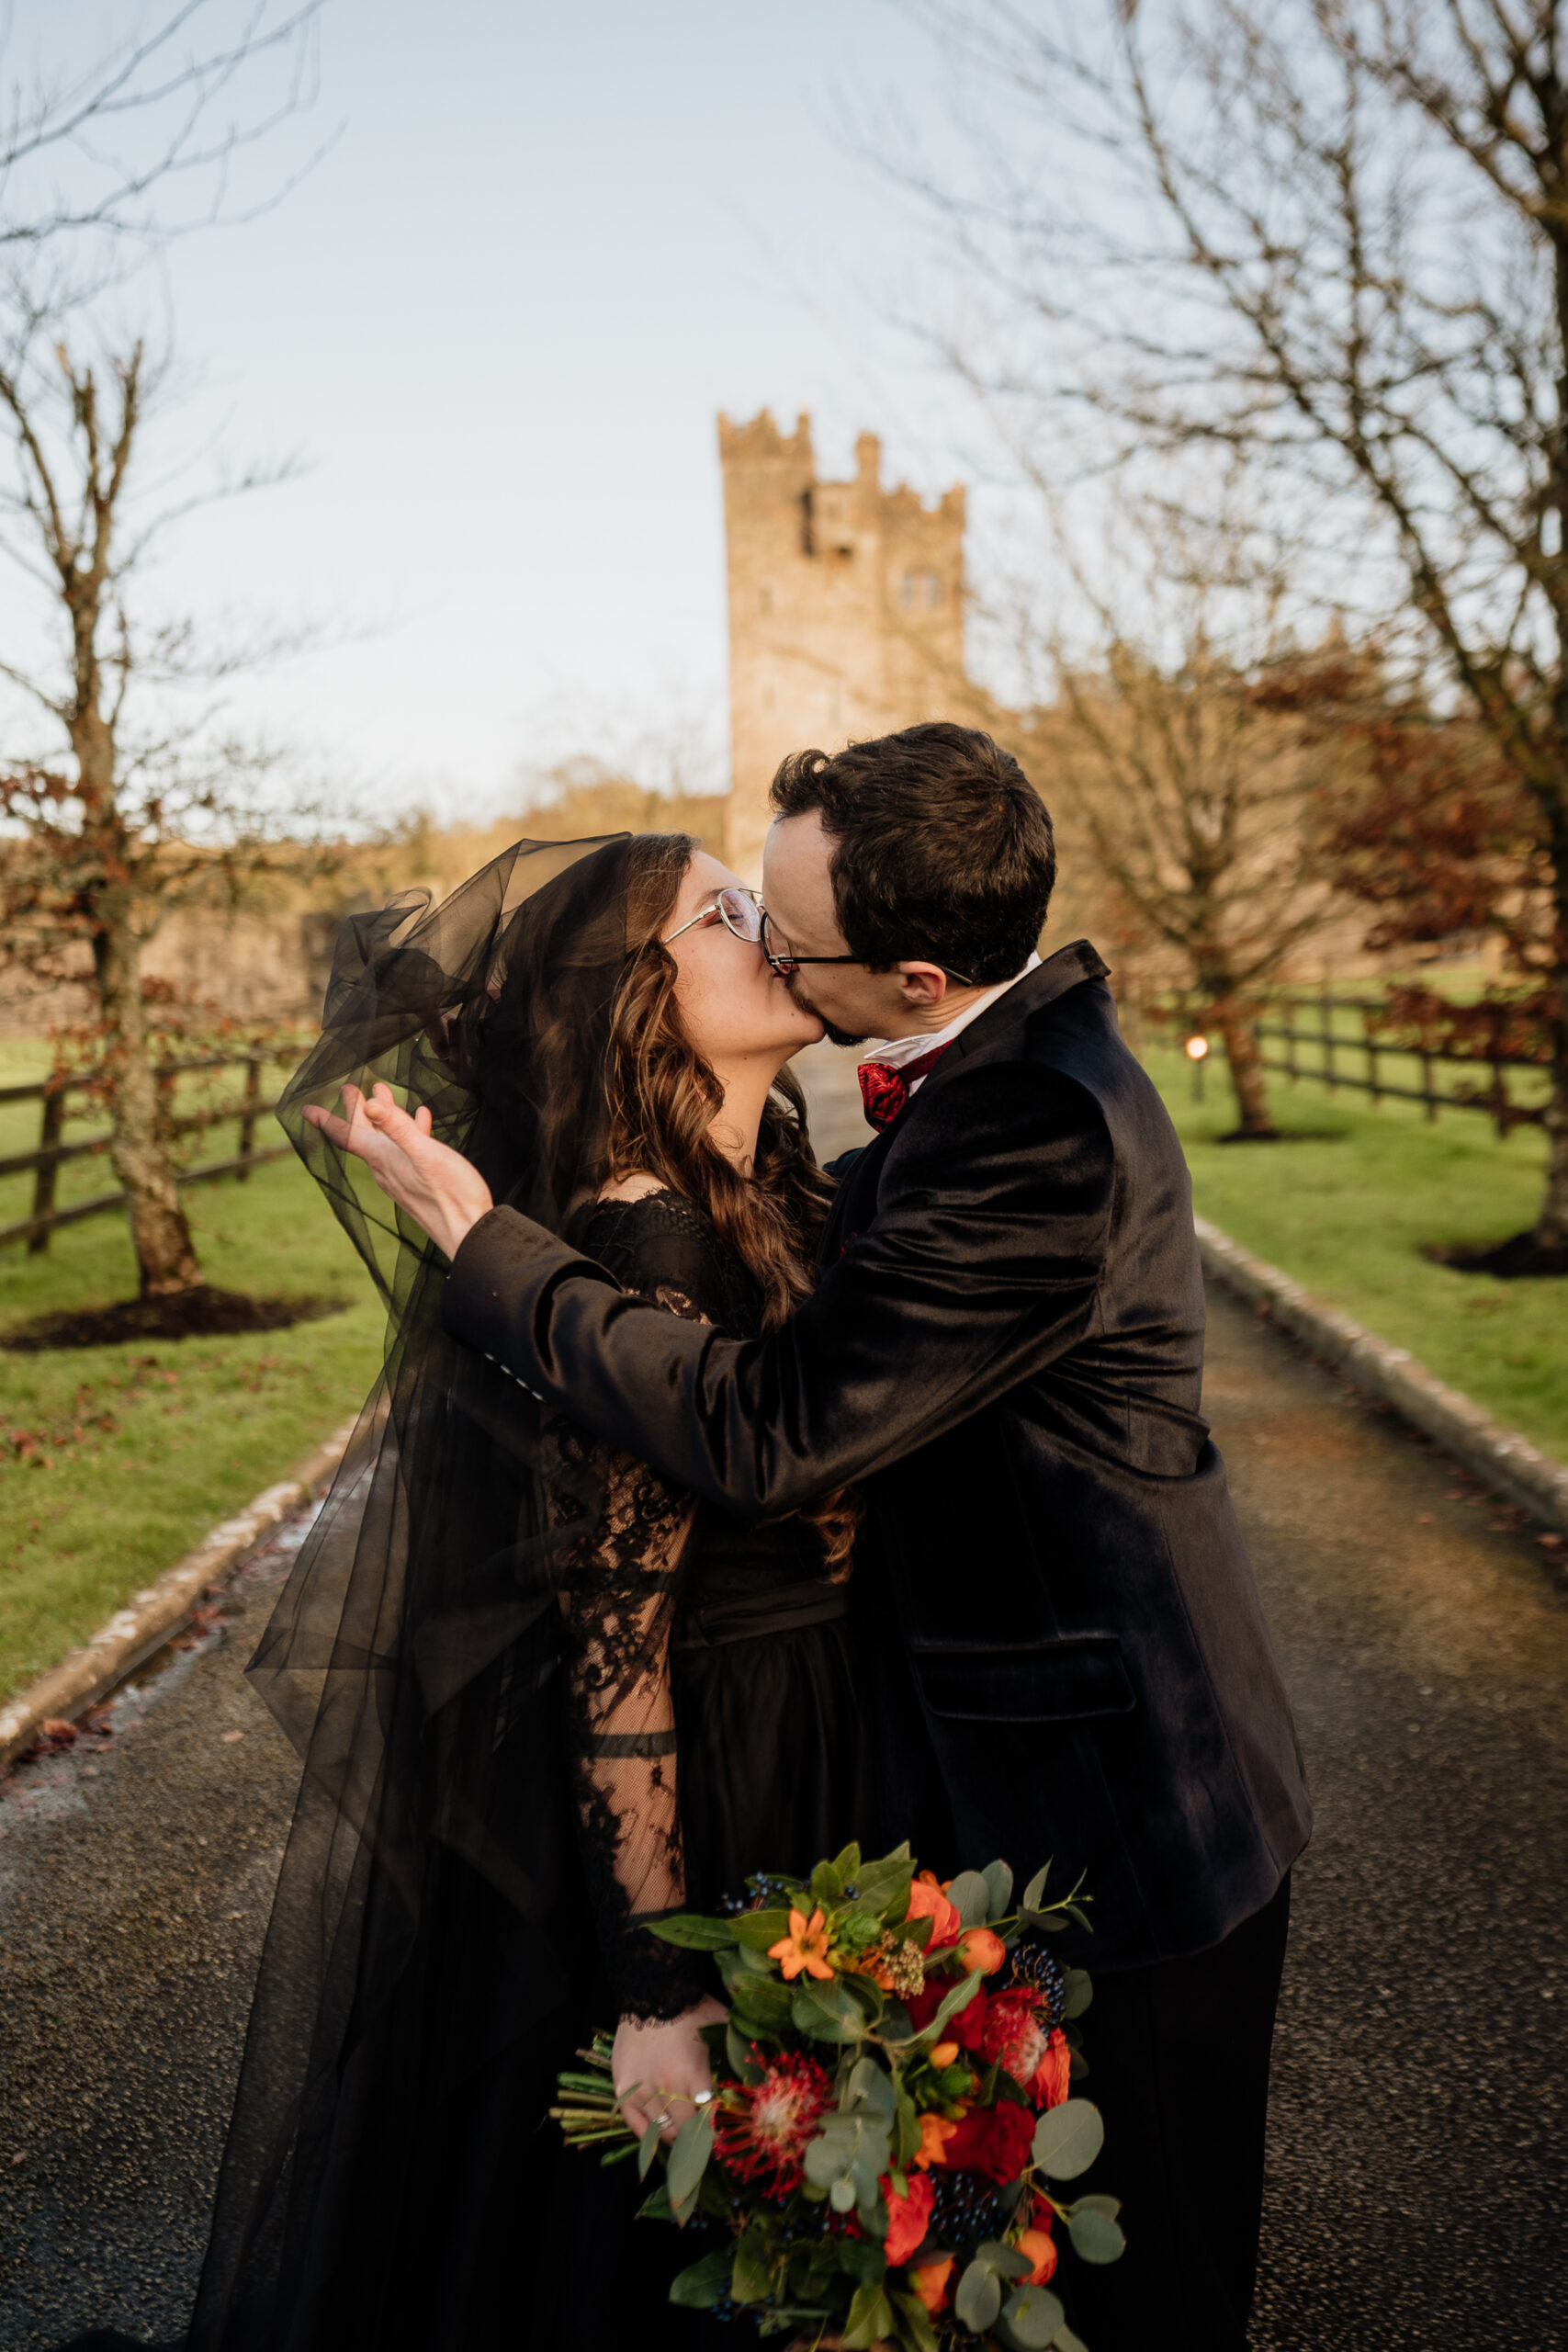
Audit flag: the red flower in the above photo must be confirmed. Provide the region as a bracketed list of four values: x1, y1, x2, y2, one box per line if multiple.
[713, 2050, 832, 2192]
[942, 2098, 1035, 2186]
[1016, 2227, 1058, 2286]
[882, 2169, 936, 2266]
[1034, 2026, 1071, 2110]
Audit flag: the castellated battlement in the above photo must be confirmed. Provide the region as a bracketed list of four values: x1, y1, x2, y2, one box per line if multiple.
[719, 409, 974, 878]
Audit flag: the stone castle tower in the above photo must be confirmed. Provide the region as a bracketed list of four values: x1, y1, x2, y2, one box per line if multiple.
[719, 410, 970, 877]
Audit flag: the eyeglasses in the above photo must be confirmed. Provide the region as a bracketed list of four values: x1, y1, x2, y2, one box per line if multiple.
[760, 907, 975, 989]
[663, 887, 765, 948]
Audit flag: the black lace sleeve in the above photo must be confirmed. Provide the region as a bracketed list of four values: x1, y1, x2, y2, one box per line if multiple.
[558, 1192, 760, 2021]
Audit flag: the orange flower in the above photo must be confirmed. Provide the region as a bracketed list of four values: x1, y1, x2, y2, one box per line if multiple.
[911, 2111, 962, 2170]
[928, 2040, 960, 2069]
[910, 2256, 955, 2312]
[956, 1926, 1007, 1975]
[1015, 2228, 1058, 2287]
[768, 1906, 835, 1982]
[905, 1871, 962, 1949]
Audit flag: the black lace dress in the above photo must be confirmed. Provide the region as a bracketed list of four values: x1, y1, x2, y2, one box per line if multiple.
[546, 1189, 869, 2346]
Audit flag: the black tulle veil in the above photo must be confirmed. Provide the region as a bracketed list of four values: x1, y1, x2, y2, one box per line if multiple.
[187, 835, 648, 2349]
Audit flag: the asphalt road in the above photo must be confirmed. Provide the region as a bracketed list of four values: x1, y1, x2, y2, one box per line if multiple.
[1, 1051, 1564, 2346]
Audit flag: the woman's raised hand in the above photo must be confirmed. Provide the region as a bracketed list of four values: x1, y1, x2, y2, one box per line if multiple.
[303, 1081, 494, 1262]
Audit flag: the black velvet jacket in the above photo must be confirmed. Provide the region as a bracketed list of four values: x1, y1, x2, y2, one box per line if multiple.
[441, 940, 1311, 1969]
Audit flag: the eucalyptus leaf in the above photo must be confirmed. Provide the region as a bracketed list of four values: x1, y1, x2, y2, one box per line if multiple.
[891, 2288, 943, 2352]
[1021, 1862, 1051, 1912]
[792, 1978, 867, 2041]
[666, 2109, 715, 2213]
[637, 2122, 661, 2180]
[731, 1907, 795, 1951]
[954, 2258, 1003, 2334]
[976, 2238, 1034, 2280]
[731, 2226, 774, 2304]
[841, 1970, 887, 2023]
[982, 1860, 1014, 1917]
[637, 2179, 675, 2222]
[921, 1966, 984, 2039]
[845, 2055, 898, 2117]
[998, 2283, 1066, 2349]
[668, 2248, 736, 2308]
[1054, 2329, 1089, 2352]
[829, 2176, 858, 2213]
[1067, 2208, 1127, 2266]
[646, 1913, 736, 1950]
[1032, 2098, 1105, 2181]
[1065, 1905, 1093, 1934]
[1067, 2193, 1122, 2219]
[840, 2283, 898, 2350]
[1061, 1969, 1093, 2020]
[945, 1869, 993, 1928]
[729, 1973, 794, 2031]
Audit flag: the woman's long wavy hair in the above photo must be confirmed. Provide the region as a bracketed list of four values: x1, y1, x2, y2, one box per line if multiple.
[601, 831, 858, 1573]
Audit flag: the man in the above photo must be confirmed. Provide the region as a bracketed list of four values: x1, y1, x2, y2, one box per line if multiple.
[321, 722, 1310, 2348]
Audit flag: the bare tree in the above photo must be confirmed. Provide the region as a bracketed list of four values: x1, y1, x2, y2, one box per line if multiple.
[893, 0, 1568, 1263]
[0, 2, 325, 256]
[0, 304, 328, 1296]
[1016, 495, 1338, 1134]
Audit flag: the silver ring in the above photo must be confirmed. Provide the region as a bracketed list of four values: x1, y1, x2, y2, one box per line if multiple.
[652, 2109, 673, 2130]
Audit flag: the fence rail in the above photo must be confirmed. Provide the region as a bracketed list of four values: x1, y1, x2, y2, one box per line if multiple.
[0, 1051, 301, 1254]
[1252, 991, 1548, 1135]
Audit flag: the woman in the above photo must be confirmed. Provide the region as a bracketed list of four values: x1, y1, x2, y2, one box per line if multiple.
[174, 831, 867, 2351]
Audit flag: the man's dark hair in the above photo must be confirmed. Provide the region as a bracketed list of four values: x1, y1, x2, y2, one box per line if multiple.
[769, 721, 1055, 985]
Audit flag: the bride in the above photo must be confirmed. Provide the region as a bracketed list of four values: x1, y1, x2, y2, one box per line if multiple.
[167, 832, 868, 2350]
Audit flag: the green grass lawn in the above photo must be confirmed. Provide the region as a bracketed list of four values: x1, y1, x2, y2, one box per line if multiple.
[0, 1124, 384, 1705]
[1143, 1042, 1568, 1465]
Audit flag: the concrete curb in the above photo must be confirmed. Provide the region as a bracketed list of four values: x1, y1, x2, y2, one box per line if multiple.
[1196, 1216, 1568, 1535]
[0, 1417, 357, 1777]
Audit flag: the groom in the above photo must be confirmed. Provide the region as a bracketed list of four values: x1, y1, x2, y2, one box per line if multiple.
[326, 722, 1309, 2350]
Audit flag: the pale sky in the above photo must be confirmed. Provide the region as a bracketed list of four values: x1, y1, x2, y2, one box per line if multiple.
[2, 0, 993, 825]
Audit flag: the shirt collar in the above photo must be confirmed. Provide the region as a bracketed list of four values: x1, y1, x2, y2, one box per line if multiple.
[858, 953, 1043, 1072]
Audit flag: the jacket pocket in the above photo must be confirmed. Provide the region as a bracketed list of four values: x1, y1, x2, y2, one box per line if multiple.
[908, 1633, 1135, 1724]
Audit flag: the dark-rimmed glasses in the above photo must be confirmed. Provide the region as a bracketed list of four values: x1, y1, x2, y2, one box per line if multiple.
[759, 907, 973, 988]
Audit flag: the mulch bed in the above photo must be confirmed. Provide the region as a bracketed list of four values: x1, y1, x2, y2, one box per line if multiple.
[1425, 1230, 1568, 1279]
[3, 1285, 347, 1351]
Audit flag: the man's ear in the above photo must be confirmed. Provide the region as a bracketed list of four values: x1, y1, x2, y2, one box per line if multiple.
[895, 962, 951, 1011]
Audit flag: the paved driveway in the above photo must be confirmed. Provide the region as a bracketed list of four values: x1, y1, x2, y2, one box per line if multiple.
[1, 1046, 1563, 2346]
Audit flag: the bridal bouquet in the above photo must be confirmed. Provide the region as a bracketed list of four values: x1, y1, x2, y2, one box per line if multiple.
[552, 1843, 1123, 2351]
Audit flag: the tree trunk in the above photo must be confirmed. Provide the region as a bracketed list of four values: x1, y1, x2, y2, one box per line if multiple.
[1213, 1004, 1277, 1138]
[1534, 865, 1568, 1253]
[93, 915, 202, 1296]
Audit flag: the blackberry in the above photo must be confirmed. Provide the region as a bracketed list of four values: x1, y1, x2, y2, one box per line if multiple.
[1005, 1937, 1067, 2027]
[925, 2165, 1009, 2255]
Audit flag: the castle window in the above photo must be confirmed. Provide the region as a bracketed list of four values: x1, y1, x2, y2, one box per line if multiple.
[901, 571, 918, 609]
[901, 569, 944, 609]
[926, 571, 943, 606]
[760, 582, 773, 614]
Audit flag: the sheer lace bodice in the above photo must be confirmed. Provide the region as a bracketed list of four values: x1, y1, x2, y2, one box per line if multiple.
[558, 1190, 830, 2019]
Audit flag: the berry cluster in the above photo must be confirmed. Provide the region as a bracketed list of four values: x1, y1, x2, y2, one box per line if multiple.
[1005, 1935, 1067, 2029]
[925, 2165, 1010, 2255]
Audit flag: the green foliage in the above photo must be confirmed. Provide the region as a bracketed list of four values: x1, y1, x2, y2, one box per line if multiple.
[1144, 1043, 1568, 1461]
[0, 1150, 382, 1700]
[668, 2248, 735, 2308]
[1032, 2100, 1105, 2181]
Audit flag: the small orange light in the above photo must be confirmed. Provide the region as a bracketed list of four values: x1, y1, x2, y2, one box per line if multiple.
[1184, 1034, 1210, 1061]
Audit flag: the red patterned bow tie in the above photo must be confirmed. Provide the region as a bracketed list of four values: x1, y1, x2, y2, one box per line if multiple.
[857, 1043, 951, 1131]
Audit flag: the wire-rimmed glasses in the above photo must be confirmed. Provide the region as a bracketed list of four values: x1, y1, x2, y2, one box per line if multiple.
[663, 887, 765, 948]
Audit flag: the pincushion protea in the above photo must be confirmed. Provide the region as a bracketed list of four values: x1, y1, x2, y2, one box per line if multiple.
[982, 1988, 1070, 2105]
[714, 2049, 833, 2191]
